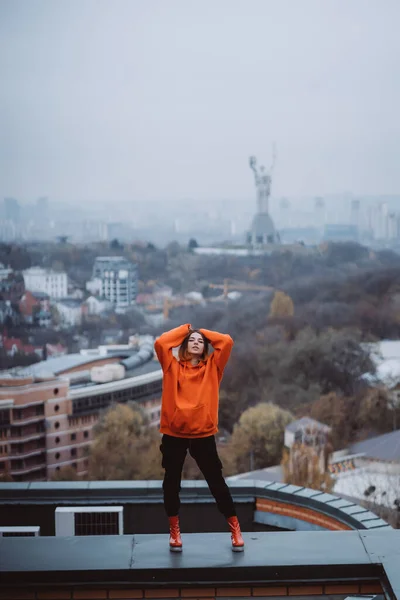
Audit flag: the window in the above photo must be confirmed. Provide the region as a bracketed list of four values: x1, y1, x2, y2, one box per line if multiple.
[54, 405, 60, 412]
[0, 410, 10, 426]
[71, 433, 76, 441]
[11, 459, 23, 469]
[84, 431, 89, 439]
[55, 452, 60, 459]
[54, 422, 60, 429]
[55, 437, 60, 444]
[71, 448, 77, 457]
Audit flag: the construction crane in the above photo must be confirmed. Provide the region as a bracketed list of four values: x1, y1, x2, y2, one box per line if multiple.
[208, 279, 274, 299]
[145, 298, 190, 320]
[147, 284, 274, 320]
[162, 297, 192, 320]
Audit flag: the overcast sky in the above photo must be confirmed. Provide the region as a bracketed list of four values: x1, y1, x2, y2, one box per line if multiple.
[0, 0, 399, 207]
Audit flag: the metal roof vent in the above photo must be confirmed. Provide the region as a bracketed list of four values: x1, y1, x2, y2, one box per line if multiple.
[0, 526, 40, 537]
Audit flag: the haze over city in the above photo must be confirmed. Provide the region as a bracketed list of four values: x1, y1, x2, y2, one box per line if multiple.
[1, 0, 400, 213]
[2, 3, 400, 584]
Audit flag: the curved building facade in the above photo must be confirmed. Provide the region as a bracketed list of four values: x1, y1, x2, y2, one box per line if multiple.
[0, 338, 163, 481]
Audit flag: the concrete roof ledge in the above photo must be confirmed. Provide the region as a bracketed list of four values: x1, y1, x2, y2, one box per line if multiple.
[1, 530, 399, 597]
[0, 479, 391, 530]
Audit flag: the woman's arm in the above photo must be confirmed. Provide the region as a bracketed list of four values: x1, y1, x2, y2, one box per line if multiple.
[199, 328, 234, 372]
[154, 323, 191, 372]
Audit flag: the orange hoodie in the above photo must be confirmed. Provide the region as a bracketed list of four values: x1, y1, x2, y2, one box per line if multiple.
[154, 323, 234, 438]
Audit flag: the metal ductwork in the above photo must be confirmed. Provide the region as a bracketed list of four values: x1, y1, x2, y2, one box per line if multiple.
[120, 339, 154, 371]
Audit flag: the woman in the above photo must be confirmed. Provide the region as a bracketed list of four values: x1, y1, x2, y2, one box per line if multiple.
[154, 323, 244, 552]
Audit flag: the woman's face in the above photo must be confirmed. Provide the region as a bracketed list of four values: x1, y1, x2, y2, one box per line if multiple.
[187, 332, 205, 357]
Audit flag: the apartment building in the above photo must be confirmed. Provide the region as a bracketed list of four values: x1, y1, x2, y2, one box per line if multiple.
[0, 376, 69, 481]
[55, 298, 83, 327]
[0, 337, 162, 481]
[22, 267, 68, 299]
[90, 256, 138, 309]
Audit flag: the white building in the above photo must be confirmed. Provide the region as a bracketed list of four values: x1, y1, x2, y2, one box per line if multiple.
[91, 256, 138, 310]
[330, 430, 400, 527]
[363, 340, 400, 415]
[55, 299, 82, 327]
[284, 417, 331, 449]
[0, 263, 13, 281]
[83, 295, 112, 316]
[86, 277, 102, 296]
[23, 267, 68, 299]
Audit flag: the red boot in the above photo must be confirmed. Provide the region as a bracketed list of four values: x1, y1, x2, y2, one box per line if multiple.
[227, 516, 244, 552]
[168, 516, 182, 552]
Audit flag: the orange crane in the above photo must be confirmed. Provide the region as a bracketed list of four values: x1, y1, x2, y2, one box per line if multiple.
[148, 282, 274, 319]
[162, 297, 191, 320]
[144, 298, 190, 319]
[208, 279, 274, 299]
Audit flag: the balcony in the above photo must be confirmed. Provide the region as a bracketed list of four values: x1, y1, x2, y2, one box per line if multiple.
[9, 466, 45, 476]
[9, 421, 45, 439]
[8, 431, 45, 443]
[7, 448, 46, 460]
[9, 454, 46, 475]
[11, 415, 45, 426]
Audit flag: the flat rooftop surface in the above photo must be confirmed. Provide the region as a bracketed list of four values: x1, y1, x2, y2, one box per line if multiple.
[1, 530, 399, 594]
[19, 353, 124, 376]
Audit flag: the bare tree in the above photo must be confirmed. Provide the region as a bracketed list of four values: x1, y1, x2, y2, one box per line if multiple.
[333, 462, 400, 528]
[281, 443, 334, 492]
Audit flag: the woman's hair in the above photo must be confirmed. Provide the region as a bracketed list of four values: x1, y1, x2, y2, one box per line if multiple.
[178, 329, 209, 361]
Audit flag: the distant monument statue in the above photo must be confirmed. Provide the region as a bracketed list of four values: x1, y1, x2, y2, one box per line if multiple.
[247, 145, 279, 246]
[249, 151, 275, 214]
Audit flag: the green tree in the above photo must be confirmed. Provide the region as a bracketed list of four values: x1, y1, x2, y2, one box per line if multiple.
[110, 238, 123, 250]
[188, 238, 199, 251]
[87, 402, 163, 480]
[227, 402, 294, 473]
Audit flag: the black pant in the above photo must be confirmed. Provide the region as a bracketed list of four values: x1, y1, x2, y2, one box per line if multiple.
[160, 434, 236, 519]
